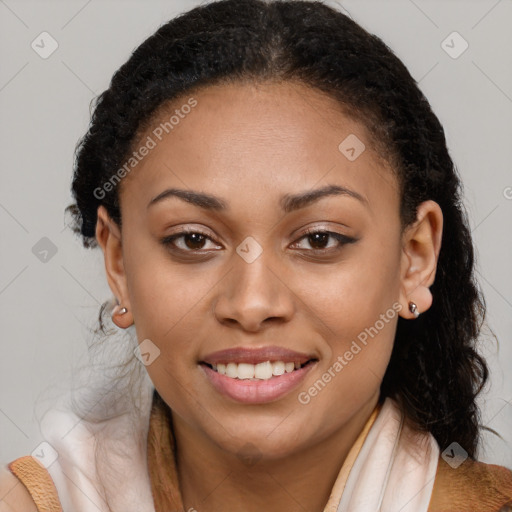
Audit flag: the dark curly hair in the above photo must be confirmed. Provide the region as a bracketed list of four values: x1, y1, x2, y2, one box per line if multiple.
[65, 0, 493, 458]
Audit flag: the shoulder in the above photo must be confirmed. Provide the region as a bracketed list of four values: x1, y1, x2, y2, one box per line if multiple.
[428, 456, 512, 512]
[0, 464, 38, 512]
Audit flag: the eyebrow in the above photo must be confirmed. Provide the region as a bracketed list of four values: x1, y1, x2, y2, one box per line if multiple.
[147, 184, 368, 213]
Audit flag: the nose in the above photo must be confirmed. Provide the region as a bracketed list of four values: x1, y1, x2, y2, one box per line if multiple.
[212, 254, 295, 332]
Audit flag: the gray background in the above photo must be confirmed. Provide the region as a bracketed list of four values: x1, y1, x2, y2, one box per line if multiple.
[1, 0, 511, 467]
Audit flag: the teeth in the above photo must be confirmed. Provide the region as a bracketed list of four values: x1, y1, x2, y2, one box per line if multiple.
[238, 363, 255, 379]
[226, 363, 238, 378]
[211, 360, 307, 380]
[272, 361, 285, 376]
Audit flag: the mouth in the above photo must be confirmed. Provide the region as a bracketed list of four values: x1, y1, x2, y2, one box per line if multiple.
[198, 345, 319, 403]
[198, 350, 319, 404]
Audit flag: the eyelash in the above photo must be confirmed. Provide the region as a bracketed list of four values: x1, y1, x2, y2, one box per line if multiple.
[160, 227, 358, 255]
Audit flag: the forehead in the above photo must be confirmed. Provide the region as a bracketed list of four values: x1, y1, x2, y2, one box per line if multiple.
[119, 80, 398, 218]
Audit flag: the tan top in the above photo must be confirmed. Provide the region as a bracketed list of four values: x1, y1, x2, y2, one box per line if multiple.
[429, 456, 512, 511]
[7, 392, 512, 512]
[7, 456, 62, 512]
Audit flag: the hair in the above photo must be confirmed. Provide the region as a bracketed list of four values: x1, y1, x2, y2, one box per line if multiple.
[65, 0, 495, 471]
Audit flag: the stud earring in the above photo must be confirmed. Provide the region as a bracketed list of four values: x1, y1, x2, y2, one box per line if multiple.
[111, 304, 128, 319]
[408, 301, 420, 319]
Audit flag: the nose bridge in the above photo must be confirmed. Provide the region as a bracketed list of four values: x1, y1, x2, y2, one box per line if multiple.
[213, 238, 294, 330]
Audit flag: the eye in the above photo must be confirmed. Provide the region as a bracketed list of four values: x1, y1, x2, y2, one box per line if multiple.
[161, 227, 358, 255]
[291, 228, 358, 253]
[161, 229, 222, 253]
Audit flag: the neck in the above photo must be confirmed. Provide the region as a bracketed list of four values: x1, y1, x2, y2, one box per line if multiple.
[172, 392, 380, 512]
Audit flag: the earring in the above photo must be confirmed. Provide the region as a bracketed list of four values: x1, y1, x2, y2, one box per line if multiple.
[408, 301, 420, 319]
[111, 304, 128, 318]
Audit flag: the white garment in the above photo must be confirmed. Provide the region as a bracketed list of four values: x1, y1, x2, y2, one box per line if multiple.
[39, 379, 156, 512]
[39, 384, 439, 512]
[338, 396, 439, 511]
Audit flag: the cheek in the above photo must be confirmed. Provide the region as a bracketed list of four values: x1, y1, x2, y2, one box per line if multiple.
[287, 235, 401, 335]
[289, 237, 400, 411]
[124, 238, 204, 333]
[124, 254, 212, 412]
[123, 247, 224, 386]
[301, 321, 396, 426]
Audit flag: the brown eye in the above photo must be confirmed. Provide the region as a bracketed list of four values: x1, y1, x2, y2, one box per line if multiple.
[305, 232, 330, 250]
[180, 233, 207, 250]
[292, 229, 358, 253]
[161, 230, 221, 253]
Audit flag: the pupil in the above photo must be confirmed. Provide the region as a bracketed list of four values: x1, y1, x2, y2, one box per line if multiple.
[185, 233, 205, 250]
[309, 232, 328, 249]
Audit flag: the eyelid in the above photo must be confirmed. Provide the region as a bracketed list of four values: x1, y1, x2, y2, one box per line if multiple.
[162, 224, 218, 241]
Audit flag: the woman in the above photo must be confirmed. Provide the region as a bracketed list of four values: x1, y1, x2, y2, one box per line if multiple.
[2, 0, 511, 510]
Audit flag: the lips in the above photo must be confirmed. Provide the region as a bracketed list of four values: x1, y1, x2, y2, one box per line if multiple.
[200, 345, 318, 366]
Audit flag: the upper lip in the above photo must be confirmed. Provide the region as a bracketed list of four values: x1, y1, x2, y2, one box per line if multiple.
[200, 346, 318, 366]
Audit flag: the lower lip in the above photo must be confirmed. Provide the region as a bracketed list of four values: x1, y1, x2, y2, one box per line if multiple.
[199, 361, 317, 404]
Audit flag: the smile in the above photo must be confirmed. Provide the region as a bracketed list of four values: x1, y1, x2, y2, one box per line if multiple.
[203, 359, 316, 380]
[199, 359, 318, 404]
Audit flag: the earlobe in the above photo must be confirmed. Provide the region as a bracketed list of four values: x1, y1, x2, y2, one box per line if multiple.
[111, 302, 132, 329]
[95, 206, 134, 329]
[398, 200, 443, 319]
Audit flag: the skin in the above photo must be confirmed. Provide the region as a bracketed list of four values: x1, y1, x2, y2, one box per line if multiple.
[95, 81, 443, 512]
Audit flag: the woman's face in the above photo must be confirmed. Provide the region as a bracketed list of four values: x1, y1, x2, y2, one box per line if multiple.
[98, 81, 439, 460]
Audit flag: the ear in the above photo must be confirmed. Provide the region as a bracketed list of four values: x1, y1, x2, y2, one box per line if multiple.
[398, 200, 443, 319]
[95, 205, 133, 328]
